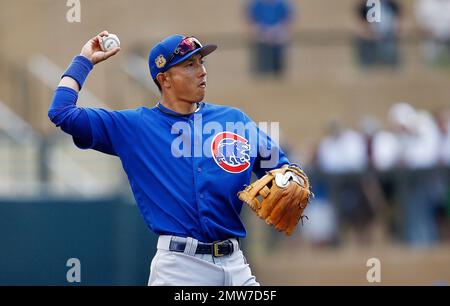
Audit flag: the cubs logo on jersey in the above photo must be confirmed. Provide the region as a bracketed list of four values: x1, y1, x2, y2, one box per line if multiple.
[211, 132, 251, 173]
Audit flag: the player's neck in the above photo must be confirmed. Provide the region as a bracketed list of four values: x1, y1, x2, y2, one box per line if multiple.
[159, 98, 198, 115]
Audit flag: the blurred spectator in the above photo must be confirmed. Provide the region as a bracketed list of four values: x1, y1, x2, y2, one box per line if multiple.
[355, 0, 402, 68]
[387, 102, 441, 247]
[246, 0, 294, 78]
[316, 120, 373, 245]
[372, 130, 401, 171]
[415, 0, 450, 66]
[317, 120, 367, 173]
[361, 113, 399, 172]
[388, 102, 441, 169]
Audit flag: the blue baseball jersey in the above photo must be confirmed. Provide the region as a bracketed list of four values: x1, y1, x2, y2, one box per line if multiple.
[49, 87, 290, 242]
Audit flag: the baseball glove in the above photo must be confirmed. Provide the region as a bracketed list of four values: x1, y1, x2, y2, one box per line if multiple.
[238, 164, 313, 236]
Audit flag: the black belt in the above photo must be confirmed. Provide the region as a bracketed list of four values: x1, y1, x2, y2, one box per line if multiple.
[169, 238, 236, 257]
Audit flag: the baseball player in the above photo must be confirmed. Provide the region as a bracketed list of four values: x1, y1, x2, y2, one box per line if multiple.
[48, 31, 296, 286]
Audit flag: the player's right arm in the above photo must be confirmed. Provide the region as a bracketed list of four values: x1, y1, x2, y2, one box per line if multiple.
[59, 30, 121, 92]
[48, 31, 123, 156]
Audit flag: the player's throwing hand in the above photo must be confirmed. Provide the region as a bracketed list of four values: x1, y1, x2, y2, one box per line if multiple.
[80, 30, 121, 65]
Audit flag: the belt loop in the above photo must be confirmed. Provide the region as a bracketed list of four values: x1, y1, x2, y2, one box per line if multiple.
[231, 239, 239, 253]
[157, 235, 172, 250]
[184, 237, 198, 256]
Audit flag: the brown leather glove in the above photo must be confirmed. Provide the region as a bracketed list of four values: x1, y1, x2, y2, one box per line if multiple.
[238, 165, 313, 236]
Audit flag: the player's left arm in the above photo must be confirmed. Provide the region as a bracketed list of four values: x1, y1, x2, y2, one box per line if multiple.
[240, 112, 290, 178]
[252, 126, 290, 177]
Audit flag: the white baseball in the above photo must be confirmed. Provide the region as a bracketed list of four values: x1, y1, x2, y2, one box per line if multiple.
[101, 34, 120, 52]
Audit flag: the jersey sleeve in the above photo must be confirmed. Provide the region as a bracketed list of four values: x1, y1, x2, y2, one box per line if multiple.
[79, 108, 138, 156]
[48, 86, 139, 157]
[240, 111, 290, 178]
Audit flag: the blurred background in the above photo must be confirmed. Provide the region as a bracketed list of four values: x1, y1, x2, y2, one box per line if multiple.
[1, 0, 450, 285]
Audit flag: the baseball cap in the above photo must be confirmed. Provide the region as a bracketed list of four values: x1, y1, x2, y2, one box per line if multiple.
[149, 35, 217, 81]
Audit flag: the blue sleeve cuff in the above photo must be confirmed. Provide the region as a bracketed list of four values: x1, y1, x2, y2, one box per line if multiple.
[56, 85, 79, 97]
[61, 55, 94, 90]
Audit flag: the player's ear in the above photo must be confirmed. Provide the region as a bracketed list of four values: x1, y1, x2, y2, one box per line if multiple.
[156, 72, 171, 89]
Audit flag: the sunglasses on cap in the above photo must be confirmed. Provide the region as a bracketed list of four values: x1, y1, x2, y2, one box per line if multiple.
[168, 37, 203, 64]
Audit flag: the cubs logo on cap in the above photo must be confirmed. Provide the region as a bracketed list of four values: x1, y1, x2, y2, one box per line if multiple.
[155, 55, 166, 69]
[211, 132, 251, 173]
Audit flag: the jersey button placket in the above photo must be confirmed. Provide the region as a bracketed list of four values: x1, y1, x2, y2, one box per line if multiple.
[190, 116, 208, 235]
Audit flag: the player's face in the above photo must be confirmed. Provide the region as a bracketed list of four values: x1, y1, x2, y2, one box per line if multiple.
[167, 54, 207, 103]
